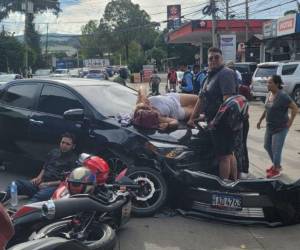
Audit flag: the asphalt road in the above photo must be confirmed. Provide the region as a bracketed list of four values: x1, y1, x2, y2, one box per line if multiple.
[1, 93, 300, 249]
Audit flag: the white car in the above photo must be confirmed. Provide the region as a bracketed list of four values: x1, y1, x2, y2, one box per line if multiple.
[50, 69, 70, 77]
[251, 61, 300, 105]
[34, 69, 51, 78]
[0, 74, 22, 85]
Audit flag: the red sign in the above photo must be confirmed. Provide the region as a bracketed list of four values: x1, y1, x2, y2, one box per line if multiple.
[277, 14, 296, 36]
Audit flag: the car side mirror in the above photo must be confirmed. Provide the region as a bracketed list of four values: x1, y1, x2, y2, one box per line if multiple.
[63, 109, 84, 121]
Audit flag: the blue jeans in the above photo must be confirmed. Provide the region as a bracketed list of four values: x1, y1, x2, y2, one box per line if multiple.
[264, 127, 289, 167]
[6, 179, 56, 203]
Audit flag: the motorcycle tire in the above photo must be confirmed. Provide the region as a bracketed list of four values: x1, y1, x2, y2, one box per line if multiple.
[35, 220, 116, 250]
[126, 167, 168, 217]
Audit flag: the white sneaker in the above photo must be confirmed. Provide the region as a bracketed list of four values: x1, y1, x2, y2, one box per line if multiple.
[240, 172, 249, 179]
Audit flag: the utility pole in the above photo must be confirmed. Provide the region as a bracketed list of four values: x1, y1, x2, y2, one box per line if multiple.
[211, 0, 217, 47]
[226, 0, 229, 32]
[245, 0, 249, 43]
[45, 23, 49, 67]
[24, 0, 29, 78]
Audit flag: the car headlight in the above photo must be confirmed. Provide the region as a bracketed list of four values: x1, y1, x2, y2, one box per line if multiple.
[145, 140, 189, 159]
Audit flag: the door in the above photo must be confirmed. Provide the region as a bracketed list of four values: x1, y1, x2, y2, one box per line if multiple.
[28, 84, 90, 161]
[0, 83, 41, 156]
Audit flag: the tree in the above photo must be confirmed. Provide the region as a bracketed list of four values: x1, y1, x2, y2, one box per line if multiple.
[0, 31, 24, 73]
[0, 0, 60, 21]
[103, 0, 152, 63]
[80, 19, 112, 59]
[146, 47, 166, 71]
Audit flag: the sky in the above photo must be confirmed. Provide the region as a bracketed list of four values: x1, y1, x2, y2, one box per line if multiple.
[0, 0, 299, 35]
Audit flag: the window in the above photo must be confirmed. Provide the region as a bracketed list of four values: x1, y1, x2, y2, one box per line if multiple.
[0, 84, 38, 109]
[37, 85, 83, 116]
[235, 65, 249, 74]
[282, 64, 298, 75]
[255, 66, 278, 77]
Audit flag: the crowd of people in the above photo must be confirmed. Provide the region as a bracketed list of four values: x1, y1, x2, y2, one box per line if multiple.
[141, 46, 298, 181]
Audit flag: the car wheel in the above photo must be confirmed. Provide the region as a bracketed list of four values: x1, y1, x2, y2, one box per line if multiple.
[292, 87, 300, 107]
[126, 167, 167, 217]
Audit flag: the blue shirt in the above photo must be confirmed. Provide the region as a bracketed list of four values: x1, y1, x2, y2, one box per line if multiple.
[181, 71, 193, 93]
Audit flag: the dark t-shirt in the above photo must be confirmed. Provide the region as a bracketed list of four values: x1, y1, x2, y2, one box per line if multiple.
[265, 90, 292, 133]
[199, 66, 237, 121]
[42, 149, 77, 182]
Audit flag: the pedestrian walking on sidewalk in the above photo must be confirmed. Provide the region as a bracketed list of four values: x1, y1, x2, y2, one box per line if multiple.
[257, 75, 298, 178]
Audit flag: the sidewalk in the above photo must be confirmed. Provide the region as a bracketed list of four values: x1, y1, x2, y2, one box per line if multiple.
[128, 80, 300, 183]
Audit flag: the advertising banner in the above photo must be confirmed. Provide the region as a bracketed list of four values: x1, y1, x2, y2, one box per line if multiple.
[83, 59, 110, 68]
[167, 5, 181, 29]
[220, 34, 236, 63]
[277, 14, 296, 37]
[263, 20, 277, 39]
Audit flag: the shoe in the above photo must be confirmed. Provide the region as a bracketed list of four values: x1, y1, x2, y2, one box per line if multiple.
[240, 172, 249, 179]
[267, 168, 281, 178]
[266, 166, 274, 173]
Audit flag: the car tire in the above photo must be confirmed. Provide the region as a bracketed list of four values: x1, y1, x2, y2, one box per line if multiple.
[292, 87, 300, 107]
[126, 167, 168, 217]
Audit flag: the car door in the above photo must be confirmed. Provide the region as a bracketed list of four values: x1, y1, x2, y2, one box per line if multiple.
[27, 83, 91, 161]
[0, 82, 41, 156]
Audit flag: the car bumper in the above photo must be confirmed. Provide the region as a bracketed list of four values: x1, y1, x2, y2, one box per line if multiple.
[164, 164, 300, 226]
[250, 91, 267, 98]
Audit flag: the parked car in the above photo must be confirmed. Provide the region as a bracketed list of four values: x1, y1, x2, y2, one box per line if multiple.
[0, 74, 22, 85]
[234, 62, 257, 86]
[50, 69, 70, 77]
[33, 69, 51, 78]
[250, 61, 300, 105]
[85, 69, 108, 80]
[1, 78, 300, 225]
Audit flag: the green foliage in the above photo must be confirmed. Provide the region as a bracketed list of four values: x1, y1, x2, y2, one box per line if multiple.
[0, 0, 60, 21]
[103, 0, 154, 63]
[146, 47, 166, 71]
[0, 31, 25, 73]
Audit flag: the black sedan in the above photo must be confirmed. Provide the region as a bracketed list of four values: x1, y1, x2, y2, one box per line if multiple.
[1, 78, 300, 225]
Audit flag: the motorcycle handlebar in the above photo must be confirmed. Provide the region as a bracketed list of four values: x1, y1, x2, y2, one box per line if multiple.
[42, 195, 127, 220]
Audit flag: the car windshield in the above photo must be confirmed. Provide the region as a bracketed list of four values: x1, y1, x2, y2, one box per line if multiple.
[255, 66, 278, 77]
[74, 84, 137, 117]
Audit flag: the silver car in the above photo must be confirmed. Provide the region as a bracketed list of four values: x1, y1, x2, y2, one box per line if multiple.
[251, 61, 300, 105]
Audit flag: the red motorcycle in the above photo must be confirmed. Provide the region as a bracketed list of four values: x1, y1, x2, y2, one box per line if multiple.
[7, 154, 130, 247]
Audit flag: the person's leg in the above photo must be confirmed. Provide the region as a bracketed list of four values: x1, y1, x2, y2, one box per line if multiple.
[5, 179, 38, 201]
[179, 94, 198, 108]
[219, 155, 232, 180]
[230, 154, 238, 180]
[271, 128, 289, 169]
[242, 119, 250, 173]
[30, 186, 57, 203]
[264, 128, 273, 164]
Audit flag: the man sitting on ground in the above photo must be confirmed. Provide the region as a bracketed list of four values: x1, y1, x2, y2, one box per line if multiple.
[1, 132, 77, 204]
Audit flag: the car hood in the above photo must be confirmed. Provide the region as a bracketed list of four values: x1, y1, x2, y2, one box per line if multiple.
[126, 124, 202, 146]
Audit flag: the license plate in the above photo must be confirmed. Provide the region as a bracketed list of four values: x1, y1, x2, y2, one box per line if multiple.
[121, 201, 132, 225]
[212, 193, 242, 211]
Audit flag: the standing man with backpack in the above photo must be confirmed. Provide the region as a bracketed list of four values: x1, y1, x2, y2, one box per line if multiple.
[167, 68, 178, 92]
[180, 64, 194, 94]
[193, 64, 207, 95]
[149, 69, 161, 96]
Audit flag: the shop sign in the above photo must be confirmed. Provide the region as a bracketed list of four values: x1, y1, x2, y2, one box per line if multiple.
[167, 5, 181, 30]
[263, 20, 277, 39]
[277, 14, 296, 37]
[220, 34, 236, 63]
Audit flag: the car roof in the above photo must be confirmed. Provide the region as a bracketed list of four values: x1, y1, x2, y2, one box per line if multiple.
[234, 62, 257, 65]
[258, 61, 300, 67]
[7, 77, 114, 88]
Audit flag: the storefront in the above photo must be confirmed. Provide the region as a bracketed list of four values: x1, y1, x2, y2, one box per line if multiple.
[262, 14, 300, 62]
[167, 19, 266, 65]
